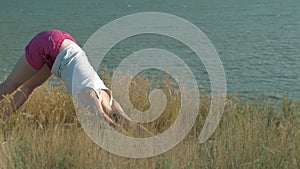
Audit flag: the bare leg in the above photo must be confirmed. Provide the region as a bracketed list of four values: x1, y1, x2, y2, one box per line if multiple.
[2, 65, 51, 118]
[0, 55, 37, 101]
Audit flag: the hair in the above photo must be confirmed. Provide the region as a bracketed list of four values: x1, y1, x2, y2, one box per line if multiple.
[110, 99, 132, 123]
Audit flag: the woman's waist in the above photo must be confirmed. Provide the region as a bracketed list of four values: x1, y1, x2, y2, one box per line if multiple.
[52, 41, 84, 77]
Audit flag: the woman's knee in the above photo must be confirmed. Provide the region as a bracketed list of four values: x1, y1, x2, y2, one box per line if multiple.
[7, 79, 23, 89]
[0, 80, 20, 94]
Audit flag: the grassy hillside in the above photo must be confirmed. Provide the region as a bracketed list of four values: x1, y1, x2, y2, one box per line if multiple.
[0, 78, 299, 169]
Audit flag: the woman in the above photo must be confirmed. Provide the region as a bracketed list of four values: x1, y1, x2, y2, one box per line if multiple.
[0, 30, 127, 126]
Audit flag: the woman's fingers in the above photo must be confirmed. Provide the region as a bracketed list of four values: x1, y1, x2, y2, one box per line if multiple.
[99, 111, 118, 127]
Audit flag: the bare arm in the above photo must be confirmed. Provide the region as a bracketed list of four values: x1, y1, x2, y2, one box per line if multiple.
[3, 65, 51, 117]
[77, 88, 117, 126]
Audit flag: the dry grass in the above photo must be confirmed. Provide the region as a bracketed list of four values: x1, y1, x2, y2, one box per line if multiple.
[0, 74, 299, 169]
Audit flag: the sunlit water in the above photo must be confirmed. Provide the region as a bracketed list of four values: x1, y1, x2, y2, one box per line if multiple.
[0, 0, 299, 100]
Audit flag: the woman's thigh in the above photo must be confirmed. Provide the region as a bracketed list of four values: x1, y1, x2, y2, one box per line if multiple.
[2, 55, 37, 89]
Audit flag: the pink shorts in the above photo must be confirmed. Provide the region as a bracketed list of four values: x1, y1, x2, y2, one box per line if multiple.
[25, 30, 76, 70]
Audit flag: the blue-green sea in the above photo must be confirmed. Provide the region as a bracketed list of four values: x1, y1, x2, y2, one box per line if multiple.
[0, 0, 299, 100]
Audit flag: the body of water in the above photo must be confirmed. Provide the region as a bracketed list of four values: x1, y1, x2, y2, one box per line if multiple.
[0, 0, 299, 100]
